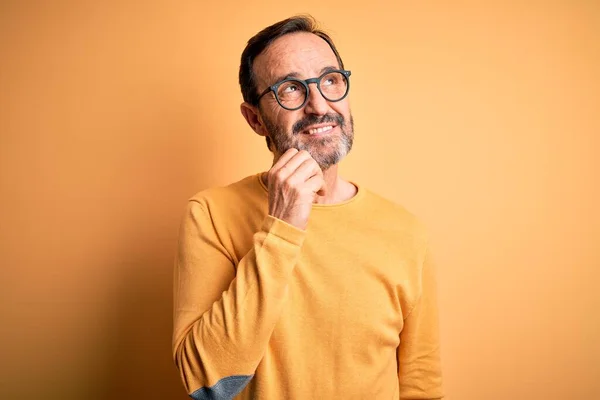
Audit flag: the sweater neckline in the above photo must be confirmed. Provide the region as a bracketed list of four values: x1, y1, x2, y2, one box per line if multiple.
[255, 172, 365, 209]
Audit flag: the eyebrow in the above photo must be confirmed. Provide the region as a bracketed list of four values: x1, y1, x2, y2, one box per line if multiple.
[268, 65, 339, 87]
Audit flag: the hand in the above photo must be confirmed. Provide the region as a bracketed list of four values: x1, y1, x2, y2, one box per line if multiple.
[265, 149, 325, 230]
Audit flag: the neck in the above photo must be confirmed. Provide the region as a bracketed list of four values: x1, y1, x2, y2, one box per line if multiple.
[261, 161, 357, 205]
[314, 164, 342, 204]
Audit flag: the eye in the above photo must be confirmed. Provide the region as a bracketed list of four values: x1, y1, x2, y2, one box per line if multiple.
[282, 83, 299, 93]
[322, 74, 339, 86]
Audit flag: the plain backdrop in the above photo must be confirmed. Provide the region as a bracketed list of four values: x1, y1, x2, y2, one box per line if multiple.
[1, 1, 598, 399]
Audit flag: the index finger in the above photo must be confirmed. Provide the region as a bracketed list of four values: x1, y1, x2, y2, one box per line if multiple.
[270, 148, 299, 172]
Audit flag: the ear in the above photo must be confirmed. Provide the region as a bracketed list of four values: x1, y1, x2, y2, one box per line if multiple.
[240, 102, 269, 137]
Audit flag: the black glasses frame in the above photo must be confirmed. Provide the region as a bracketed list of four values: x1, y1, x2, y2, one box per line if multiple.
[256, 69, 351, 111]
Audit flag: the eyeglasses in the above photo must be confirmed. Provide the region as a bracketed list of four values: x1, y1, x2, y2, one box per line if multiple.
[257, 69, 351, 111]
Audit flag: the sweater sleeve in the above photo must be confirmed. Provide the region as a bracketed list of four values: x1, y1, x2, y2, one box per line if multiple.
[172, 200, 305, 400]
[397, 245, 444, 400]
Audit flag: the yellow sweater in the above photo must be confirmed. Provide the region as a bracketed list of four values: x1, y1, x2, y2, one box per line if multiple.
[173, 173, 443, 400]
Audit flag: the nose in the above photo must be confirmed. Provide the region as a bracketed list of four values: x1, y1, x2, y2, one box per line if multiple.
[303, 83, 329, 115]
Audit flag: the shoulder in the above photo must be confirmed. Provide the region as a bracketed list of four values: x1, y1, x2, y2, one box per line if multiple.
[360, 188, 431, 248]
[186, 173, 266, 218]
[362, 189, 429, 234]
[189, 174, 260, 204]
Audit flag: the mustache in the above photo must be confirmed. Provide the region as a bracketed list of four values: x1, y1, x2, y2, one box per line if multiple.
[292, 113, 345, 135]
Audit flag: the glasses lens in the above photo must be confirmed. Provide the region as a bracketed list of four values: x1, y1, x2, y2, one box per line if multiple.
[319, 71, 348, 101]
[276, 80, 307, 109]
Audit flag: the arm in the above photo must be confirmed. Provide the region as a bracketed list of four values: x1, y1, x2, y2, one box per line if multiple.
[172, 200, 305, 400]
[397, 246, 444, 400]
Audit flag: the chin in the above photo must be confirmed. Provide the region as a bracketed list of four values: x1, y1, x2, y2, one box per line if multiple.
[311, 147, 351, 171]
[318, 162, 337, 171]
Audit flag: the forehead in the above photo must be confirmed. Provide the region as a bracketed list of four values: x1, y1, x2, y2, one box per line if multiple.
[253, 32, 340, 87]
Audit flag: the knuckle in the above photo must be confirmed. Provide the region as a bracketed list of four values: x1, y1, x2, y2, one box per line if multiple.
[286, 176, 299, 188]
[282, 178, 294, 190]
[274, 168, 287, 181]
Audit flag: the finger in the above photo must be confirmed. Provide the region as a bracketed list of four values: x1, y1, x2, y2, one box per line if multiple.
[290, 157, 322, 181]
[305, 173, 326, 194]
[271, 148, 299, 172]
[275, 150, 312, 180]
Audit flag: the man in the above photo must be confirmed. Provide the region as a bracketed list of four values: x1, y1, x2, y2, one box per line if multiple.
[173, 15, 444, 400]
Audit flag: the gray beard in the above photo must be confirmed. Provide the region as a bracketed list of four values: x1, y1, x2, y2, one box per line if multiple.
[262, 114, 355, 171]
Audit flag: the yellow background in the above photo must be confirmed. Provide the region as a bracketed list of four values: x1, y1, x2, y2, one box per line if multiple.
[1, 1, 598, 399]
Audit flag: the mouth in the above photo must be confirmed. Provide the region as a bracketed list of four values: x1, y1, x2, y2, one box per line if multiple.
[301, 124, 336, 136]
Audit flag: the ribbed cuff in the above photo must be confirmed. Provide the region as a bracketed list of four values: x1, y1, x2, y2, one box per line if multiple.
[261, 215, 306, 247]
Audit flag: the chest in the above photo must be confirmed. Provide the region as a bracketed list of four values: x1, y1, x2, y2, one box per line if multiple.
[276, 224, 420, 355]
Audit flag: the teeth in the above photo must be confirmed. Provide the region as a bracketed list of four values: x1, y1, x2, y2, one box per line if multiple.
[308, 125, 333, 135]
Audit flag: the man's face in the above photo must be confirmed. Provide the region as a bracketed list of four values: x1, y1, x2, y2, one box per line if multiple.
[253, 32, 354, 170]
